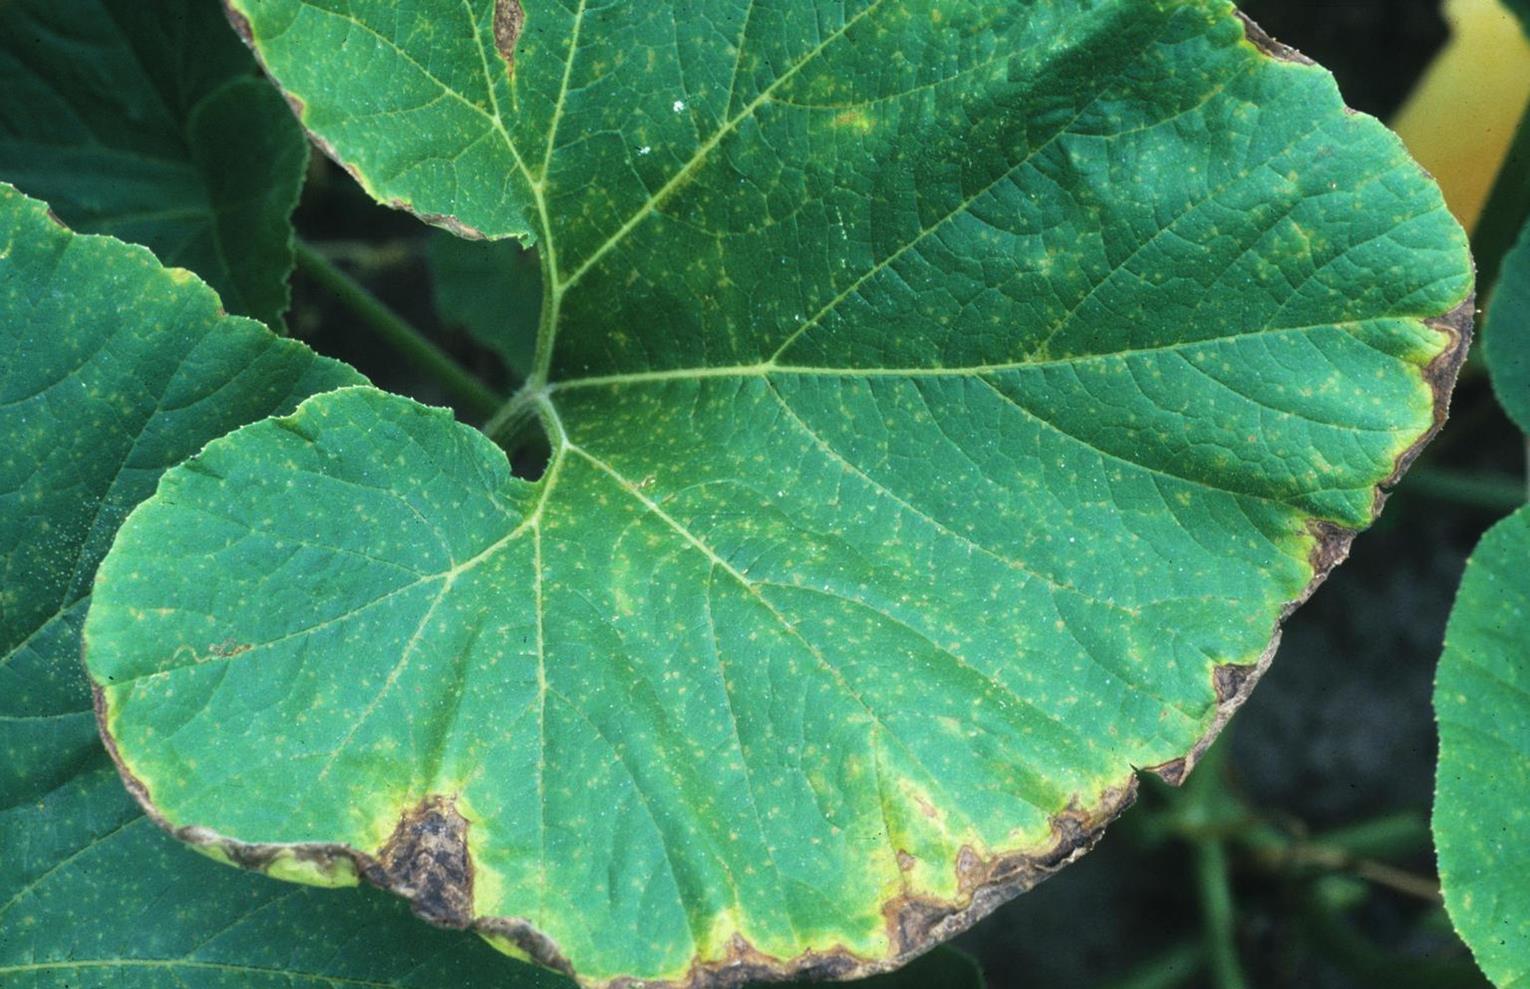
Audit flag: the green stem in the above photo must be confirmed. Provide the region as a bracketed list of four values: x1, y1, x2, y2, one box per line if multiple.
[1196, 839, 1248, 989]
[293, 240, 502, 420]
[1401, 467, 1525, 513]
[1310, 811, 1432, 861]
[1474, 93, 1530, 295]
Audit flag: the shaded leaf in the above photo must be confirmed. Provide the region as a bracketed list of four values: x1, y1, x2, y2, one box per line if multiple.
[1509, 0, 1530, 35]
[428, 232, 541, 380]
[1434, 506, 1530, 989]
[90, 3, 1472, 986]
[0, 0, 308, 326]
[1487, 220, 1530, 435]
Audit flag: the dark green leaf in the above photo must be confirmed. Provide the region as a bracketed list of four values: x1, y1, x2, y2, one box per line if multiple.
[1486, 220, 1530, 435]
[0, 764, 575, 988]
[1434, 506, 1530, 989]
[428, 232, 541, 380]
[1507, 0, 1530, 36]
[0, 182, 572, 988]
[0, 0, 309, 326]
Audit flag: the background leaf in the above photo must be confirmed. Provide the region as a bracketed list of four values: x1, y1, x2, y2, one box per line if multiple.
[1508, 0, 1530, 35]
[0, 0, 309, 327]
[1391, 0, 1530, 234]
[427, 232, 541, 381]
[1486, 221, 1530, 435]
[1434, 505, 1530, 989]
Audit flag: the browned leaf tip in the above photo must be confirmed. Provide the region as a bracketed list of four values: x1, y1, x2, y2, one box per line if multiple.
[359, 795, 475, 928]
[222, 1, 255, 47]
[1236, 12, 1316, 66]
[599, 777, 1140, 989]
[1385, 294, 1476, 489]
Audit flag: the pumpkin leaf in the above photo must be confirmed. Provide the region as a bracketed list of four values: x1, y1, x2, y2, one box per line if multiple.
[1486, 220, 1530, 436]
[1434, 505, 1530, 989]
[0, 0, 309, 327]
[88, 2, 1472, 986]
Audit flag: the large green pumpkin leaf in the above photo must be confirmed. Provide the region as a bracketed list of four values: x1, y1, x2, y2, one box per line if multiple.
[0, 0, 308, 327]
[1435, 506, 1530, 989]
[1486, 220, 1530, 435]
[87, 2, 1473, 986]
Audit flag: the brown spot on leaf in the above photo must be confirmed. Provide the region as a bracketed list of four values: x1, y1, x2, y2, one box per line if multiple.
[609, 934, 862, 989]
[1144, 636, 1280, 788]
[1145, 757, 1187, 787]
[478, 916, 577, 977]
[1212, 662, 1258, 706]
[493, 0, 525, 74]
[881, 780, 1138, 958]
[360, 795, 475, 929]
[1384, 295, 1476, 490]
[385, 199, 488, 241]
[1236, 13, 1316, 66]
[222, 2, 255, 47]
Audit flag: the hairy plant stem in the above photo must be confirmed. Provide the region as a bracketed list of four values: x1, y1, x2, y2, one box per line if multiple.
[1196, 838, 1249, 989]
[293, 240, 502, 420]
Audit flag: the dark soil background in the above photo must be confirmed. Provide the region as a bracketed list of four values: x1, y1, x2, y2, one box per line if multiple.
[284, 3, 1524, 987]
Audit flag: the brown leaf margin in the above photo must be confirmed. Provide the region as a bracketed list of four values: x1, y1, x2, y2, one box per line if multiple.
[89, 9, 1477, 989]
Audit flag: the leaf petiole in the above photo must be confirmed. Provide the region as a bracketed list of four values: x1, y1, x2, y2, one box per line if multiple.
[1195, 837, 1249, 989]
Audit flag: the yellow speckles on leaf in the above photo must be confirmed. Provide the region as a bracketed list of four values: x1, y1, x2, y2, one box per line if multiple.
[831, 110, 877, 134]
